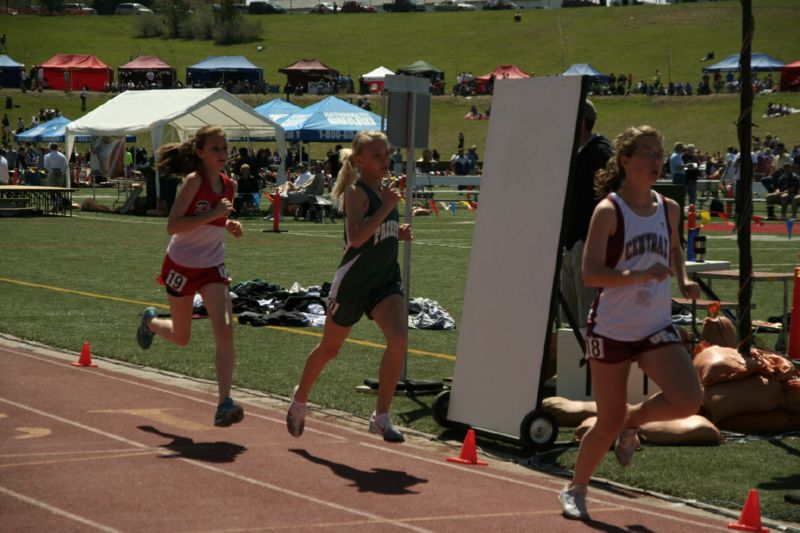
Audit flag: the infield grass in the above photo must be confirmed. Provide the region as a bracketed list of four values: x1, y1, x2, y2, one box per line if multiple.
[0, 207, 798, 523]
[1, 0, 800, 525]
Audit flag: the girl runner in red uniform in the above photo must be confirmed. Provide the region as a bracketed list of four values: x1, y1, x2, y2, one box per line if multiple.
[136, 125, 245, 428]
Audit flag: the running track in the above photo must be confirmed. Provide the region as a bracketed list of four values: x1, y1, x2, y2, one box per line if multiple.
[1, 336, 745, 532]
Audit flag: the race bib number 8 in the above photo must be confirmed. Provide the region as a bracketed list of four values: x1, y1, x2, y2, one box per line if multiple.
[587, 336, 605, 360]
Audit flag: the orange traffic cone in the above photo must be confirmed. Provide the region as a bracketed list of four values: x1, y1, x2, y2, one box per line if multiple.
[446, 429, 487, 466]
[728, 489, 768, 532]
[71, 342, 97, 368]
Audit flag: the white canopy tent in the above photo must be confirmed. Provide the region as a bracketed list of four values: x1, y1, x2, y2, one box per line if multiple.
[65, 88, 285, 193]
[361, 66, 395, 93]
[362, 65, 395, 81]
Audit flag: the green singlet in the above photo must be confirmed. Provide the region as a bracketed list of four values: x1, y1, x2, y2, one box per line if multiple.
[327, 180, 402, 327]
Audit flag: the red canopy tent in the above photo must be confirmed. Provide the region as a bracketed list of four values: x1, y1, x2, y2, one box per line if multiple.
[779, 60, 800, 92]
[475, 64, 530, 94]
[39, 54, 112, 92]
[118, 55, 176, 88]
[278, 59, 339, 92]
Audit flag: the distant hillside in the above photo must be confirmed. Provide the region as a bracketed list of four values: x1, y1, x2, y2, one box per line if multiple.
[0, 0, 798, 155]
[1, 1, 797, 83]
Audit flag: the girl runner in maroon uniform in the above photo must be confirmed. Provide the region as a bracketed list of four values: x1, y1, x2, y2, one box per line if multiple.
[559, 126, 703, 520]
[136, 125, 245, 428]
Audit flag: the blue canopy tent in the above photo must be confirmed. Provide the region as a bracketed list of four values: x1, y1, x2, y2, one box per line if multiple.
[186, 56, 263, 87]
[254, 99, 303, 125]
[14, 118, 58, 143]
[702, 53, 785, 73]
[561, 63, 609, 84]
[0, 54, 24, 88]
[15, 116, 135, 144]
[281, 96, 384, 142]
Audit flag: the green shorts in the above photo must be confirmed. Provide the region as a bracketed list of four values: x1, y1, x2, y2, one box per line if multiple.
[328, 281, 403, 327]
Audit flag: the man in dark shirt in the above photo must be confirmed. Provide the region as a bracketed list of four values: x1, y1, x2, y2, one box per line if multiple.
[327, 144, 342, 192]
[766, 162, 800, 220]
[232, 164, 261, 217]
[561, 99, 613, 327]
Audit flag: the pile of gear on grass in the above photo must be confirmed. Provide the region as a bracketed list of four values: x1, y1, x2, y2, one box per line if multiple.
[192, 279, 455, 330]
[545, 312, 800, 445]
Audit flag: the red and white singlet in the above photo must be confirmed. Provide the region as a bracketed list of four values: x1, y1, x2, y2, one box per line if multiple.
[166, 172, 234, 268]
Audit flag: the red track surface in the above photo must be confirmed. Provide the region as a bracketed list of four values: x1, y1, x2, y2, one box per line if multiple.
[1, 337, 739, 532]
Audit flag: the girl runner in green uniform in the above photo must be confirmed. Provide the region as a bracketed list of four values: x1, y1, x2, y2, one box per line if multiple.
[286, 131, 412, 442]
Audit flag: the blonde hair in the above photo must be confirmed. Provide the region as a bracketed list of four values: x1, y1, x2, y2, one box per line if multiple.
[157, 125, 226, 177]
[331, 130, 389, 210]
[594, 125, 662, 199]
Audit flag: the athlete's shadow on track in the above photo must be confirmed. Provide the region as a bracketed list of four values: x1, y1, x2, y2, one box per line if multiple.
[138, 425, 247, 463]
[289, 448, 428, 494]
[580, 522, 655, 532]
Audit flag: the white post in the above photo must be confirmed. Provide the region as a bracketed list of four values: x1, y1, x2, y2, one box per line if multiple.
[400, 90, 417, 382]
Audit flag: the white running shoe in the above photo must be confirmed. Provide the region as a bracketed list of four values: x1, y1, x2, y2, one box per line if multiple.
[559, 482, 590, 520]
[286, 385, 306, 438]
[368, 412, 405, 443]
[615, 427, 640, 467]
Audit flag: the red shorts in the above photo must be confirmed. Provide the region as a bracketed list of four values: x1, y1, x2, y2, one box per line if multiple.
[585, 324, 683, 364]
[158, 256, 230, 297]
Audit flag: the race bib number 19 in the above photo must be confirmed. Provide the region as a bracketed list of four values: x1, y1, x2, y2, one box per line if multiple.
[164, 270, 187, 292]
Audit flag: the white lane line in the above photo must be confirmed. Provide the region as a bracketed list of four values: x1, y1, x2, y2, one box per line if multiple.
[358, 442, 728, 531]
[2, 345, 729, 531]
[1, 346, 347, 441]
[0, 396, 431, 533]
[0, 484, 122, 533]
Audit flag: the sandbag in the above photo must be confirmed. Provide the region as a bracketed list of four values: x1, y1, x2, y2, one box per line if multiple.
[703, 374, 782, 423]
[693, 344, 762, 387]
[778, 386, 800, 413]
[639, 415, 723, 445]
[717, 410, 800, 434]
[542, 397, 597, 428]
[750, 348, 800, 383]
[700, 316, 736, 348]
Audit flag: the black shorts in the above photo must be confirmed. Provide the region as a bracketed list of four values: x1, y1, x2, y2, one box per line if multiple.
[328, 281, 402, 327]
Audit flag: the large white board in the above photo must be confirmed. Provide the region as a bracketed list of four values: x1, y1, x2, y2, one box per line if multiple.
[448, 76, 584, 438]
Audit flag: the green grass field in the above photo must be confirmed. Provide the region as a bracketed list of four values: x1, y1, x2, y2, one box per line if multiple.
[1, 0, 800, 526]
[1, 204, 799, 524]
[1, 0, 799, 158]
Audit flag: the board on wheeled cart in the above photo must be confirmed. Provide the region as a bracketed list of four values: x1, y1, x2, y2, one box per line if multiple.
[429, 76, 590, 452]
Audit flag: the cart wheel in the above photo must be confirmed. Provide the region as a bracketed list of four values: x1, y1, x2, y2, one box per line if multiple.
[519, 409, 558, 451]
[432, 389, 459, 429]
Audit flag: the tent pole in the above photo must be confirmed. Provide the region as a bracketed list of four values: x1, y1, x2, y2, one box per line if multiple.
[736, 0, 754, 357]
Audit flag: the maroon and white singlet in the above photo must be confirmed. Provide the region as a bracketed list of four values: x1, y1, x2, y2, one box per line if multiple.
[587, 191, 673, 343]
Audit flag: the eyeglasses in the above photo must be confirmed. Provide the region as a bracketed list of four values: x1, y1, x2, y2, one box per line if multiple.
[633, 150, 665, 161]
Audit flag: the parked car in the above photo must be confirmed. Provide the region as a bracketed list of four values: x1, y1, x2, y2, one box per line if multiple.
[382, 0, 425, 11]
[433, 0, 475, 10]
[308, 2, 334, 12]
[341, 1, 377, 12]
[115, 2, 153, 14]
[482, 0, 516, 9]
[248, 0, 286, 13]
[212, 3, 251, 12]
[62, 2, 97, 14]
